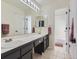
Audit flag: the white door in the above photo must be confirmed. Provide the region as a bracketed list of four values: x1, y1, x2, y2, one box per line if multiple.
[55, 8, 69, 56]
[24, 17, 28, 34]
[24, 16, 32, 34]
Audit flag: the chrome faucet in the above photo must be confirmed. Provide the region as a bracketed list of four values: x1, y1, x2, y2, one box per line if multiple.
[4, 38, 12, 43]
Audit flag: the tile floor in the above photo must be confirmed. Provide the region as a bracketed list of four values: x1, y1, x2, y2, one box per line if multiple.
[33, 46, 70, 59]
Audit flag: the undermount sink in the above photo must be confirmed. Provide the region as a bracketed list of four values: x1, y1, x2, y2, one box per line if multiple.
[1, 45, 13, 49]
[1, 39, 26, 49]
[1, 42, 15, 49]
[1, 46, 12, 49]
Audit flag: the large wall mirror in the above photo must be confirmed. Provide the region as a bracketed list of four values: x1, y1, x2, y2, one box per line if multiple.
[35, 16, 48, 27]
[1, 0, 33, 37]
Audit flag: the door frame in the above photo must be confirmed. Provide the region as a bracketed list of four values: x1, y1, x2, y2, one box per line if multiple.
[54, 8, 70, 54]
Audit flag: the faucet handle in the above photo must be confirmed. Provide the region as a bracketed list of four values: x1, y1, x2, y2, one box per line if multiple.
[5, 38, 12, 43]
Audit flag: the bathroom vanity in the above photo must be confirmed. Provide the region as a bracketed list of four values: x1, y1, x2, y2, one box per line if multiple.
[1, 33, 49, 59]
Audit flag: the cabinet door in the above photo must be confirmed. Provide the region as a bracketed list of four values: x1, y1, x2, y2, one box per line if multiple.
[43, 35, 49, 52]
[2, 50, 20, 59]
[43, 36, 46, 50]
[21, 43, 33, 55]
[22, 50, 32, 59]
[46, 38, 49, 47]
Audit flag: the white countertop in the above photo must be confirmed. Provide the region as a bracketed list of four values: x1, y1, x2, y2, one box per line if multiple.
[1, 33, 48, 54]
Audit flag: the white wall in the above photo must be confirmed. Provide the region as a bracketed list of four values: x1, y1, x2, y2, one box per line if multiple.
[40, 6, 55, 49]
[1, 0, 39, 37]
[1, 1, 26, 36]
[69, 0, 77, 40]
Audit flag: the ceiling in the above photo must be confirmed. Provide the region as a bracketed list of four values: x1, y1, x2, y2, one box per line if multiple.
[35, 0, 55, 6]
[35, 0, 69, 9]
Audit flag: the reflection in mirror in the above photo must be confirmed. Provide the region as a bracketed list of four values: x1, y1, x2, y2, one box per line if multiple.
[35, 15, 48, 27]
[2, 0, 39, 38]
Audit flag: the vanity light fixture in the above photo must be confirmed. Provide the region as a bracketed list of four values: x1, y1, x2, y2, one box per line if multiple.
[30, 1, 34, 8]
[23, 0, 28, 3]
[27, 0, 31, 5]
[20, 0, 40, 12]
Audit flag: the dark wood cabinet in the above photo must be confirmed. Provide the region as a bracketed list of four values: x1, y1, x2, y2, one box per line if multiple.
[2, 49, 20, 59]
[21, 42, 33, 55]
[43, 35, 49, 52]
[21, 42, 33, 59]
[3, 51, 20, 59]
[34, 38, 43, 47]
[1, 34, 49, 59]
[34, 35, 49, 54]
[22, 50, 32, 59]
[44, 39, 47, 50]
[34, 38, 43, 55]
[1, 42, 33, 59]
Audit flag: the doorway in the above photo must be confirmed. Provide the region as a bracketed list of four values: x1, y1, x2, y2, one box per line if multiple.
[54, 8, 69, 58]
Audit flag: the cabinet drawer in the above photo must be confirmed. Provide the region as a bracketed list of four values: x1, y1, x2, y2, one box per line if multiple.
[21, 42, 33, 55]
[22, 50, 32, 59]
[2, 50, 20, 59]
[34, 38, 43, 47]
[44, 36, 47, 40]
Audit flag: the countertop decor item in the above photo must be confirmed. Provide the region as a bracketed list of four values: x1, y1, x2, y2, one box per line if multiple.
[2, 24, 9, 34]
